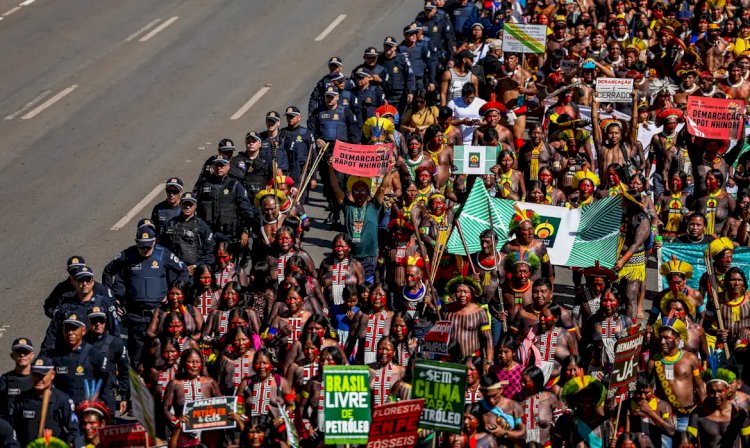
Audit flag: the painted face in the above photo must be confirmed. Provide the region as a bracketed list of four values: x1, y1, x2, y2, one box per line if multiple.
[515, 263, 531, 284]
[307, 322, 326, 340]
[217, 251, 231, 267]
[539, 170, 553, 186]
[454, 284, 473, 306]
[278, 231, 294, 252]
[248, 427, 266, 448]
[417, 170, 432, 187]
[430, 198, 446, 215]
[303, 342, 320, 362]
[706, 174, 720, 192]
[486, 111, 500, 126]
[82, 413, 102, 441]
[601, 293, 618, 315]
[377, 340, 396, 365]
[408, 139, 422, 157]
[659, 329, 678, 354]
[406, 266, 422, 288]
[223, 289, 239, 308]
[500, 154, 514, 171]
[518, 221, 535, 245]
[607, 168, 620, 187]
[167, 287, 184, 305]
[629, 176, 643, 192]
[285, 291, 302, 313]
[233, 333, 252, 354]
[668, 301, 687, 319]
[253, 354, 272, 380]
[185, 352, 203, 377]
[391, 317, 409, 341]
[718, 250, 734, 269]
[668, 274, 686, 294]
[589, 277, 606, 296]
[579, 179, 594, 197]
[707, 381, 729, 408]
[522, 373, 536, 393]
[320, 351, 337, 366]
[464, 413, 479, 434]
[670, 174, 683, 192]
[199, 270, 213, 287]
[229, 317, 247, 332]
[529, 187, 545, 203]
[162, 344, 180, 365]
[167, 319, 184, 337]
[370, 287, 387, 310]
[333, 239, 350, 259]
[466, 362, 479, 384]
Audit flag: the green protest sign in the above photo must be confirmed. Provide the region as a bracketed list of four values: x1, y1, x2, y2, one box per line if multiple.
[323, 365, 371, 444]
[412, 361, 467, 433]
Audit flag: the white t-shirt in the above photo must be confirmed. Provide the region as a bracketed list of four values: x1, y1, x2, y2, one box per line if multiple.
[448, 97, 487, 145]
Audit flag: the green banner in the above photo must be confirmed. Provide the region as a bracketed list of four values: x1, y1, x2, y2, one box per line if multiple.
[323, 365, 371, 444]
[412, 361, 467, 433]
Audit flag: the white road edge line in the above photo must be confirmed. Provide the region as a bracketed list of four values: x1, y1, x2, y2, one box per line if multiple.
[5, 90, 51, 120]
[21, 85, 78, 120]
[19, 0, 35, 6]
[230, 86, 271, 120]
[315, 14, 346, 41]
[111, 184, 164, 231]
[139, 16, 178, 42]
[125, 18, 162, 42]
[2, 6, 21, 16]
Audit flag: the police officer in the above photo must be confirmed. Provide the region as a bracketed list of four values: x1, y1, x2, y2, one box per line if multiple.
[161, 192, 215, 275]
[330, 73, 362, 121]
[42, 256, 113, 319]
[84, 307, 129, 415]
[193, 155, 254, 241]
[0, 338, 34, 417]
[352, 68, 385, 122]
[416, 0, 456, 69]
[42, 266, 121, 354]
[281, 106, 316, 187]
[196, 139, 247, 184]
[379, 36, 416, 113]
[352, 47, 386, 86]
[308, 56, 345, 118]
[260, 111, 291, 175]
[310, 86, 362, 227]
[49, 313, 115, 412]
[150, 178, 184, 235]
[12, 355, 82, 447]
[103, 227, 188, 366]
[236, 131, 272, 209]
[400, 22, 435, 92]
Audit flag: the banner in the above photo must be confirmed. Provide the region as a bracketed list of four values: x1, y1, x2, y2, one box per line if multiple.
[454, 146, 496, 174]
[660, 243, 750, 290]
[595, 78, 634, 103]
[99, 423, 156, 448]
[502, 23, 547, 54]
[609, 330, 645, 393]
[182, 396, 237, 433]
[368, 399, 424, 448]
[413, 361, 466, 433]
[331, 140, 392, 177]
[128, 368, 157, 442]
[420, 320, 452, 355]
[323, 365, 371, 444]
[685, 96, 745, 140]
[447, 182, 623, 268]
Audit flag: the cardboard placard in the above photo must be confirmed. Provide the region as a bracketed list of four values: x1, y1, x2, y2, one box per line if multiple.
[502, 23, 547, 54]
[420, 320, 452, 355]
[331, 141, 392, 177]
[609, 330, 646, 391]
[412, 361, 466, 433]
[368, 399, 424, 448]
[182, 396, 237, 432]
[454, 146, 496, 175]
[323, 365, 371, 444]
[685, 96, 745, 140]
[99, 423, 156, 448]
[595, 78, 634, 103]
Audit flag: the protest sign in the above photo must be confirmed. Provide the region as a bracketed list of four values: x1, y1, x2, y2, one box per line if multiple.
[331, 140, 392, 177]
[420, 320, 452, 355]
[609, 330, 645, 394]
[368, 399, 424, 448]
[413, 360, 466, 433]
[323, 365, 371, 444]
[454, 146, 496, 174]
[685, 96, 745, 140]
[595, 78, 634, 103]
[128, 367, 157, 441]
[99, 423, 156, 448]
[502, 24, 547, 54]
[182, 396, 237, 432]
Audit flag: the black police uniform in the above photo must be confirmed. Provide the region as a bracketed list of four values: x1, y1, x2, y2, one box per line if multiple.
[12, 387, 81, 447]
[0, 418, 19, 448]
[161, 214, 215, 268]
[103, 244, 188, 366]
[41, 293, 122, 354]
[150, 200, 181, 236]
[378, 52, 415, 112]
[86, 331, 130, 405]
[42, 279, 113, 320]
[193, 173, 254, 240]
[354, 84, 386, 121]
[235, 151, 272, 208]
[0, 370, 31, 417]
[281, 124, 316, 186]
[307, 72, 340, 117]
[50, 341, 114, 410]
[196, 155, 247, 186]
[259, 131, 291, 175]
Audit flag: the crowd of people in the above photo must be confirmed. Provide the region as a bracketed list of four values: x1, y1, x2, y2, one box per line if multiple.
[4, 0, 750, 446]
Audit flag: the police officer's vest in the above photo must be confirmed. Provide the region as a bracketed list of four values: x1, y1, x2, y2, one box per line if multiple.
[163, 218, 202, 266]
[318, 106, 348, 142]
[125, 245, 167, 308]
[240, 155, 270, 202]
[153, 203, 180, 233]
[198, 178, 240, 235]
[381, 56, 407, 95]
[53, 343, 115, 409]
[340, 89, 357, 113]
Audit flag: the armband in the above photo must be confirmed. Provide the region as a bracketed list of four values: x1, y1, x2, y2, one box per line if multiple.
[741, 426, 750, 436]
[301, 390, 310, 399]
[692, 368, 701, 377]
[687, 426, 698, 438]
[697, 303, 706, 314]
[480, 324, 491, 331]
[300, 214, 309, 221]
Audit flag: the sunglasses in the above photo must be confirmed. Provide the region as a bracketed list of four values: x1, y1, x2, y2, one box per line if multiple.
[166, 189, 181, 195]
[75, 277, 94, 284]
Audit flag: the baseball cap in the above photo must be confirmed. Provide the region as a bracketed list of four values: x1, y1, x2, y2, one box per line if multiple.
[87, 306, 107, 319]
[245, 131, 261, 142]
[63, 313, 86, 328]
[12, 338, 33, 352]
[218, 138, 236, 152]
[136, 227, 157, 247]
[488, 39, 502, 50]
[471, 22, 484, 29]
[285, 106, 301, 116]
[165, 177, 184, 191]
[212, 155, 231, 165]
[30, 355, 54, 375]
[354, 68, 372, 78]
[328, 56, 343, 67]
[137, 218, 156, 231]
[67, 256, 86, 272]
[384, 36, 398, 47]
[329, 72, 347, 83]
[180, 192, 198, 204]
[266, 111, 281, 122]
[424, 1, 437, 9]
[72, 265, 95, 280]
[324, 86, 340, 97]
[363, 47, 379, 57]
[404, 22, 420, 34]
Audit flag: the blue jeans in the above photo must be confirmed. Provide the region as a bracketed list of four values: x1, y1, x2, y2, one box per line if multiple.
[357, 256, 377, 284]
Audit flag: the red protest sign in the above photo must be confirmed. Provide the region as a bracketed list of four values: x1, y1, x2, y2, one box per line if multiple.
[368, 399, 424, 448]
[609, 330, 645, 391]
[685, 96, 745, 140]
[420, 320, 452, 355]
[331, 140, 392, 177]
[99, 423, 157, 448]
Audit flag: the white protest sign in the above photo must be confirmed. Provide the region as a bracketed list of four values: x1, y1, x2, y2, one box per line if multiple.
[595, 78, 634, 103]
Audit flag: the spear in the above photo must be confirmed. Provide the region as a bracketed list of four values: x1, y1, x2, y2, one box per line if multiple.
[487, 195, 507, 332]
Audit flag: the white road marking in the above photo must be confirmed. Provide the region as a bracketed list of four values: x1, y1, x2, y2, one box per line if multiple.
[230, 86, 271, 120]
[4, 89, 51, 120]
[111, 184, 164, 231]
[126, 18, 162, 42]
[315, 14, 346, 41]
[19, 0, 35, 5]
[2, 6, 21, 16]
[139, 16, 178, 42]
[21, 85, 78, 120]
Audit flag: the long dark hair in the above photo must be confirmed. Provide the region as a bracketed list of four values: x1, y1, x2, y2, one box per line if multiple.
[176, 348, 204, 379]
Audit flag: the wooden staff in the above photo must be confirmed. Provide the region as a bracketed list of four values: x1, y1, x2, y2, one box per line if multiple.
[291, 143, 329, 209]
[704, 249, 731, 360]
[487, 195, 507, 332]
[272, 140, 280, 214]
[410, 212, 441, 320]
[37, 388, 51, 438]
[455, 220, 477, 275]
[296, 137, 316, 201]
